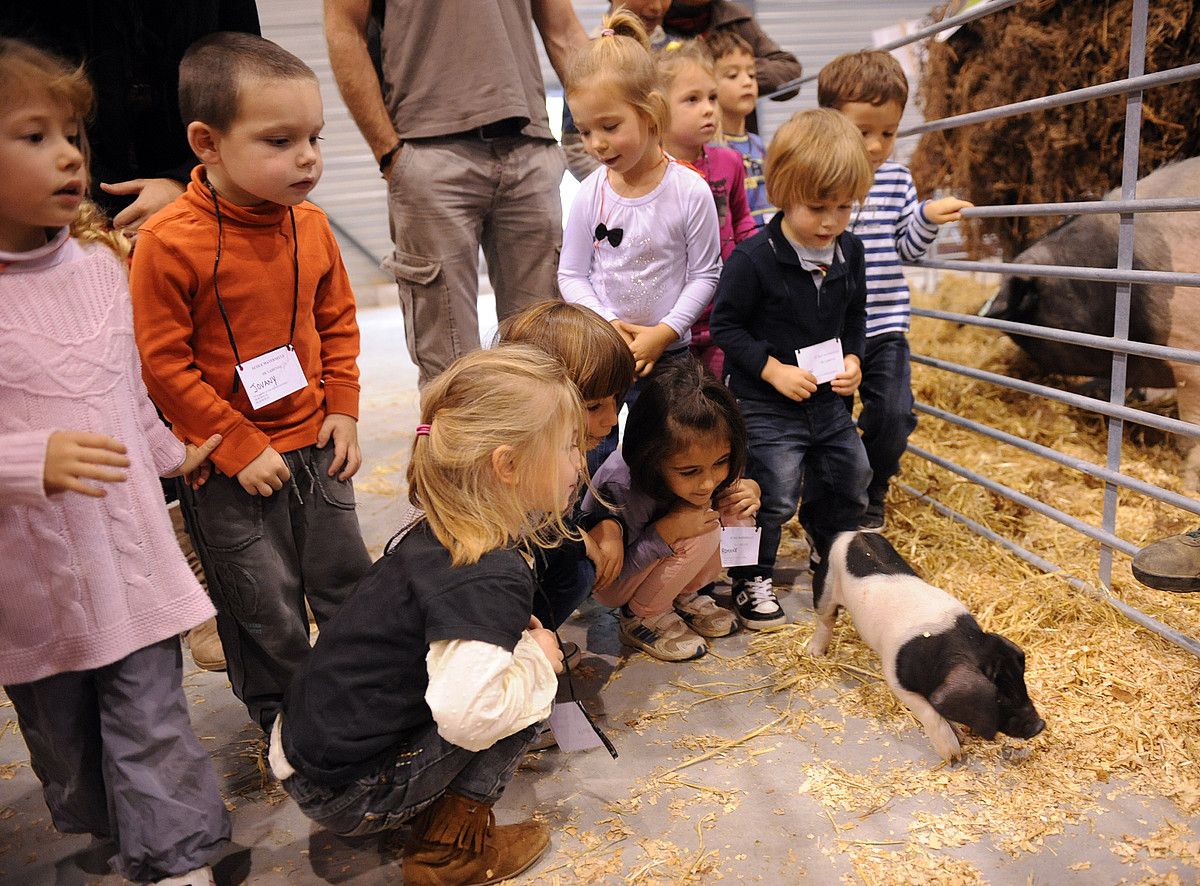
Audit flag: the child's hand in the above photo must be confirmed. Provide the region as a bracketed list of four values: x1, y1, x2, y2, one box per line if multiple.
[831, 355, 862, 397]
[655, 500, 720, 547]
[613, 321, 678, 377]
[528, 616, 565, 674]
[716, 478, 761, 521]
[317, 413, 362, 481]
[762, 357, 818, 401]
[236, 445, 291, 496]
[43, 430, 130, 497]
[609, 319, 635, 346]
[924, 197, 973, 225]
[163, 434, 223, 490]
[584, 518, 625, 590]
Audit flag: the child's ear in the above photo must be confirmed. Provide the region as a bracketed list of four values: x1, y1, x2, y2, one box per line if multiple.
[187, 122, 222, 166]
[490, 445, 519, 488]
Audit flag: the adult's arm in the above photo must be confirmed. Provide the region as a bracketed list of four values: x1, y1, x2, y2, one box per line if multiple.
[739, 19, 802, 98]
[531, 0, 588, 86]
[323, 0, 399, 167]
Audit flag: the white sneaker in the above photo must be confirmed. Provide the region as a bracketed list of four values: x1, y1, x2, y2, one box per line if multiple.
[619, 608, 707, 661]
[154, 865, 215, 886]
[674, 591, 737, 638]
[732, 576, 787, 629]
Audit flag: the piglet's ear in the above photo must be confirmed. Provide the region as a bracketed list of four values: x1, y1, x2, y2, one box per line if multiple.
[929, 664, 1000, 740]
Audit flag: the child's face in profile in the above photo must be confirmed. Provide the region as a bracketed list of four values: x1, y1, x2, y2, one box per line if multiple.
[584, 396, 619, 451]
[0, 86, 86, 251]
[837, 100, 903, 170]
[714, 49, 757, 122]
[207, 76, 325, 206]
[532, 419, 583, 513]
[781, 194, 854, 250]
[662, 432, 730, 509]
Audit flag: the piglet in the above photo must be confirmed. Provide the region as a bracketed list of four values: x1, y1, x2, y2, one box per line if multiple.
[807, 531, 1045, 761]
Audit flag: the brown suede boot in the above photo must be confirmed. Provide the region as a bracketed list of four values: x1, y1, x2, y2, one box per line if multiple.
[402, 792, 550, 886]
[184, 617, 226, 672]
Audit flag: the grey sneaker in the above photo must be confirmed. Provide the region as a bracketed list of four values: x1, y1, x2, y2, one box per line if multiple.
[1132, 529, 1200, 592]
[674, 591, 737, 638]
[619, 608, 707, 661]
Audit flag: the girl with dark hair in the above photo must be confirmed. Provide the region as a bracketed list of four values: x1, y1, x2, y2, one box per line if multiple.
[581, 360, 761, 661]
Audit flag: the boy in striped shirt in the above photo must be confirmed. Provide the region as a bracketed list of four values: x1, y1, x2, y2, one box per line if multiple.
[818, 50, 972, 529]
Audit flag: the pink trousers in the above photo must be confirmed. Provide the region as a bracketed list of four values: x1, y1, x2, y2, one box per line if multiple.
[594, 527, 721, 618]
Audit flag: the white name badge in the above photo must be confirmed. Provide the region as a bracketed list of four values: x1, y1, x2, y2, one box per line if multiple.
[720, 525, 762, 568]
[547, 701, 605, 752]
[794, 337, 844, 384]
[236, 345, 307, 410]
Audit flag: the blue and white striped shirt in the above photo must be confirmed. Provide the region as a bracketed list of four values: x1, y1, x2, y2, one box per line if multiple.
[849, 161, 939, 337]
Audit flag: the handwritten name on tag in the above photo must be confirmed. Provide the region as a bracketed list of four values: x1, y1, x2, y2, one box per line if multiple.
[720, 525, 761, 568]
[794, 337, 843, 385]
[237, 345, 307, 410]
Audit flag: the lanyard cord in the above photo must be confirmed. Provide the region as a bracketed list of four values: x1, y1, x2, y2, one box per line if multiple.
[206, 180, 300, 390]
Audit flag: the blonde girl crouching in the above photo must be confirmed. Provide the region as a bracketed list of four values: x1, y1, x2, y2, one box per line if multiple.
[270, 345, 583, 886]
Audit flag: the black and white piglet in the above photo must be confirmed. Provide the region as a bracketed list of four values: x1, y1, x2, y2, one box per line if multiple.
[807, 531, 1045, 761]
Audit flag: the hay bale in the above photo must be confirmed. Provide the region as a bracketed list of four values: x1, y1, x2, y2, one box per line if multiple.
[911, 0, 1200, 258]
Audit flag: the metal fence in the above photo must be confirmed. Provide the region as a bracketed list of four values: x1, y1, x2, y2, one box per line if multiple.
[776, 0, 1200, 658]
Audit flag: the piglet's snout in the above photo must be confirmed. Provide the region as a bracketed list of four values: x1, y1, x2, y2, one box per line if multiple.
[1006, 709, 1046, 740]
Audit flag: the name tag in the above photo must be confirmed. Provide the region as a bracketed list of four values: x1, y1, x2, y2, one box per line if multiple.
[236, 345, 307, 410]
[547, 701, 605, 752]
[720, 525, 761, 568]
[794, 337, 843, 384]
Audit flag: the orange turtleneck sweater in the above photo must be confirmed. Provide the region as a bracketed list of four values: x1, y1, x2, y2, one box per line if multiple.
[130, 166, 361, 477]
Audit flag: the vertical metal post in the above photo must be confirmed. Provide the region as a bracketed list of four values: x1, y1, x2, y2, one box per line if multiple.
[1100, 0, 1149, 588]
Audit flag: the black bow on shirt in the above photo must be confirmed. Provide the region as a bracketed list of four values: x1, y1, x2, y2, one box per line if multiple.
[594, 223, 624, 248]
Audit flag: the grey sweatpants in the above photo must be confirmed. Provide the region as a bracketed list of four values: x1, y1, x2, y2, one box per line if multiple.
[182, 443, 373, 732]
[5, 636, 230, 882]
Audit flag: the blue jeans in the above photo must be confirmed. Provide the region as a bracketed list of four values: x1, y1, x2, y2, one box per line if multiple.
[283, 721, 538, 838]
[857, 333, 917, 509]
[732, 393, 872, 578]
[533, 542, 596, 630]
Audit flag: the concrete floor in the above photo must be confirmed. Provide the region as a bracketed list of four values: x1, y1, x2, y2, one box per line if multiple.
[1, 303, 1197, 885]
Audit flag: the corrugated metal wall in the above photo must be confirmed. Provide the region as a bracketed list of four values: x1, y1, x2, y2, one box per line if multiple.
[261, 1, 939, 295]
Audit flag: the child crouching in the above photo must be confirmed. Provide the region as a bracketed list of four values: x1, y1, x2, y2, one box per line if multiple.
[585, 360, 761, 661]
[270, 346, 580, 885]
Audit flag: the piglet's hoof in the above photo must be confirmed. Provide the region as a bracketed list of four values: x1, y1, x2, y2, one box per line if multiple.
[931, 720, 963, 763]
[806, 637, 829, 657]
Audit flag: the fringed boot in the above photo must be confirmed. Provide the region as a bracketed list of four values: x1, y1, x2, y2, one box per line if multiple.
[402, 791, 550, 885]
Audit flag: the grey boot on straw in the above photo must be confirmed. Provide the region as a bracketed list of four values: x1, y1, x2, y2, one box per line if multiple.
[402, 792, 549, 885]
[1132, 529, 1200, 592]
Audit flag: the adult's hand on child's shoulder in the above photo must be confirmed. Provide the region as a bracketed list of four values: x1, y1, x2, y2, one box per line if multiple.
[236, 445, 291, 497]
[925, 197, 974, 225]
[164, 433, 223, 489]
[528, 616, 565, 674]
[100, 178, 186, 240]
[762, 359, 817, 402]
[318, 413, 362, 481]
[43, 431, 130, 498]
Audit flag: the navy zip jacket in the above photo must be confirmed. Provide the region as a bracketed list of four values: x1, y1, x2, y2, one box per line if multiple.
[710, 214, 867, 403]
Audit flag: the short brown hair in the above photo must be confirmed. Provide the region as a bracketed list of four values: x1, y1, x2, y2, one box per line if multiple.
[564, 8, 668, 140]
[817, 50, 909, 110]
[179, 32, 316, 131]
[704, 30, 753, 65]
[765, 109, 873, 208]
[497, 301, 635, 402]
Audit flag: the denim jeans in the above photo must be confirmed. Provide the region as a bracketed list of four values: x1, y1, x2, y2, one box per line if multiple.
[283, 722, 537, 838]
[732, 393, 872, 578]
[182, 444, 373, 732]
[857, 333, 917, 508]
[533, 542, 596, 630]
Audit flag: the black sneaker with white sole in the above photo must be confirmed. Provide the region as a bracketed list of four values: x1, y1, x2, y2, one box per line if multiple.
[732, 575, 787, 629]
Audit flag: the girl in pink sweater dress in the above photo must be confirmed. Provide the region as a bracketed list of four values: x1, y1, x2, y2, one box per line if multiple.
[0, 39, 228, 886]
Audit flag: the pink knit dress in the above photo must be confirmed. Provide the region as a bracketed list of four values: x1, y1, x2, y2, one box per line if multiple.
[0, 228, 215, 685]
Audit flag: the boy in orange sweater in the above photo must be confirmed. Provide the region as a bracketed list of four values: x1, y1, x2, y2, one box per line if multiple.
[131, 32, 371, 733]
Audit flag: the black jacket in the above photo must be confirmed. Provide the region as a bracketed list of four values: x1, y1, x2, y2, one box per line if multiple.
[710, 214, 866, 403]
[1, 1, 260, 218]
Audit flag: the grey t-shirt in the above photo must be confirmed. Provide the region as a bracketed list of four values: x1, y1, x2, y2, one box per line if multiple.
[379, 0, 553, 141]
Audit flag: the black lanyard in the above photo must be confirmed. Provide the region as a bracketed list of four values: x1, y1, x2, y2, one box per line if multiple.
[205, 179, 300, 391]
